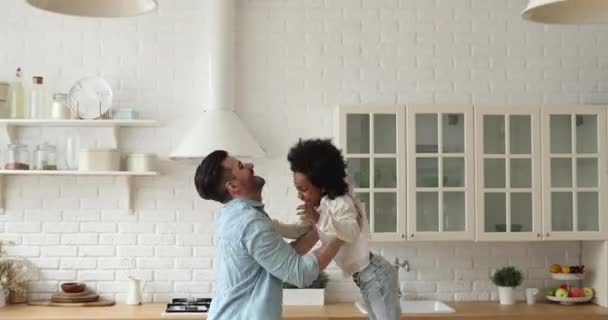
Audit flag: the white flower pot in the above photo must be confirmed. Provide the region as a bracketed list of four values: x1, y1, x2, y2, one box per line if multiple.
[498, 286, 515, 305]
[282, 288, 325, 306]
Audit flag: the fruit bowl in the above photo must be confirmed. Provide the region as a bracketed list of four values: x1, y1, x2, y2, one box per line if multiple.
[550, 273, 584, 281]
[546, 295, 593, 305]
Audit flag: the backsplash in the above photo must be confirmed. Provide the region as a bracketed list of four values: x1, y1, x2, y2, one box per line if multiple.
[0, 0, 604, 303]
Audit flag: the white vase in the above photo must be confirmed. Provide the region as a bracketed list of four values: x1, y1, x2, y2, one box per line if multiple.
[282, 288, 325, 306]
[498, 286, 515, 305]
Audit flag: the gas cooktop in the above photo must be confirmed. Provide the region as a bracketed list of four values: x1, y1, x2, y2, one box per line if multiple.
[162, 298, 211, 317]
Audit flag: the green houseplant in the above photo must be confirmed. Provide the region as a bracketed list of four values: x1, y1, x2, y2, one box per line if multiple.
[283, 271, 328, 305]
[491, 266, 523, 305]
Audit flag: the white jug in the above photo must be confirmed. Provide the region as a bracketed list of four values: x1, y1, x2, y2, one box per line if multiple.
[126, 277, 146, 305]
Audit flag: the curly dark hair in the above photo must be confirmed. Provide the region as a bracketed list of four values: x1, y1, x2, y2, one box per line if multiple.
[287, 139, 348, 199]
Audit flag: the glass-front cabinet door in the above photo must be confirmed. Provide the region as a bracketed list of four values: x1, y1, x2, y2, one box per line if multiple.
[542, 106, 607, 240]
[475, 107, 542, 241]
[406, 105, 474, 240]
[336, 105, 406, 241]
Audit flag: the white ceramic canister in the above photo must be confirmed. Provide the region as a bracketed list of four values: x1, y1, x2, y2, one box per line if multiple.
[78, 149, 120, 171]
[126, 153, 156, 172]
[51, 93, 71, 119]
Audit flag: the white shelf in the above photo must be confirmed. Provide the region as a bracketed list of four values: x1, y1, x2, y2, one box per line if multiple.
[0, 119, 159, 127]
[0, 170, 159, 215]
[0, 119, 160, 148]
[0, 170, 158, 176]
[0, 119, 161, 215]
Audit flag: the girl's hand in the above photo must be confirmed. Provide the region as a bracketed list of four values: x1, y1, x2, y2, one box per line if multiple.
[297, 203, 320, 225]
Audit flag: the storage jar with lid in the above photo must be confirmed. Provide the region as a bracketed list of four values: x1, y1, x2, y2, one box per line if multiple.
[79, 149, 119, 171]
[126, 153, 157, 172]
[5, 144, 30, 170]
[34, 143, 57, 170]
[51, 93, 71, 119]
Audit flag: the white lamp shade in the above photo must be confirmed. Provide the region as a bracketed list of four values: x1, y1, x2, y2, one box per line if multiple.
[26, 0, 158, 17]
[522, 0, 608, 24]
[169, 109, 265, 160]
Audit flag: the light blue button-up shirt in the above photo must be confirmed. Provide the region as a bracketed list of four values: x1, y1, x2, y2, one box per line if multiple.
[208, 198, 319, 320]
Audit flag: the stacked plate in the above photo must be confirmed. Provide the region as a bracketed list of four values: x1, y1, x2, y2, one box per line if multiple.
[28, 282, 115, 307]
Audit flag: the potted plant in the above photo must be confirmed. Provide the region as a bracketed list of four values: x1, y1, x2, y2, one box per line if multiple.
[0, 241, 28, 304]
[283, 271, 328, 306]
[491, 266, 523, 305]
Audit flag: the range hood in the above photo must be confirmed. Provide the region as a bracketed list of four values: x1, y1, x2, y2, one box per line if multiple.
[522, 0, 608, 24]
[170, 0, 265, 160]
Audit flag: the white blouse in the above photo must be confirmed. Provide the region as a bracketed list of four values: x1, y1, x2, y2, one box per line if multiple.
[315, 194, 370, 276]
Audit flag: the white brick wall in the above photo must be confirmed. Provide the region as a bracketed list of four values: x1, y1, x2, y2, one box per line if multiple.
[0, 0, 602, 303]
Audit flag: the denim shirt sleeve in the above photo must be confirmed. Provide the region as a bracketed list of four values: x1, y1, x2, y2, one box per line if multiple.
[241, 212, 319, 288]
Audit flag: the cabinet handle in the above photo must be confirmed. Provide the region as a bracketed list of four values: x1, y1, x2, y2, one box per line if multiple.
[546, 233, 550, 237]
[411, 234, 415, 238]
[401, 234, 405, 239]
[537, 233, 541, 238]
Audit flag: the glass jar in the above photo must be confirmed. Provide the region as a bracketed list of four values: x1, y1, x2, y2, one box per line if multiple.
[51, 93, 70, 119]
[34, 143, 57, 170]
[5, 144, 30, 170]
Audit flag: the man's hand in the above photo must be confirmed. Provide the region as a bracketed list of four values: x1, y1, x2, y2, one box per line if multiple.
[297, 203, 320, 225]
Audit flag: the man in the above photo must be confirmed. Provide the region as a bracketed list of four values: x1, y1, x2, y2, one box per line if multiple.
[194, 150, 321, 320]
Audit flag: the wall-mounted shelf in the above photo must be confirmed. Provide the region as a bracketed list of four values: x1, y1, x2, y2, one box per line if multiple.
[0, 170, 159, 215]
[0, 119, 160, 148]
[0, 170, 158, 176]
[0, 119, 159, 127]
[0, 119, 161, 215]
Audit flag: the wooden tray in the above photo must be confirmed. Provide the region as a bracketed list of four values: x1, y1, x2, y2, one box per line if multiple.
[51, 291, 99, 303]
[28, 299, 115, 307]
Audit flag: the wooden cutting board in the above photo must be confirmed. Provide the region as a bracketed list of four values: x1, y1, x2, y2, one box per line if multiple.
[28, 299, 115, 307]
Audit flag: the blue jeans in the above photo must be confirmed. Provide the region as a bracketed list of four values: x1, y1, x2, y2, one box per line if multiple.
[353, 254, 401, 320]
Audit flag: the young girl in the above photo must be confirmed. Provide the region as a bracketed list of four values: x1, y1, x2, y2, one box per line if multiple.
[287, 138, 401, 320]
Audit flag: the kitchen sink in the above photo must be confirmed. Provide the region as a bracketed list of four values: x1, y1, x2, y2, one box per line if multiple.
[355, 300, 455, 314]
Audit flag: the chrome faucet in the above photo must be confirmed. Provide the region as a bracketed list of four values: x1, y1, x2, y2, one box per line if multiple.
[394, 257, 409, 272]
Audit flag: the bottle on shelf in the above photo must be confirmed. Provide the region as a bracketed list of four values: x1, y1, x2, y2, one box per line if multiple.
[65, 131, 79, 170]
[30, 76, 47, 119]
[0, 82, 9, 118]
[9, 68, 26, 119]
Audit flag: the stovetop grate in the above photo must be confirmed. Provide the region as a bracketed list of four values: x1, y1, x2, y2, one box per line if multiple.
[165, 298, 212, 313]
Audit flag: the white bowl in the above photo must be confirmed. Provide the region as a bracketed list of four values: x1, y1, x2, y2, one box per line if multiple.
[550, 273, 584, 281]
[546, 295, 593, 305]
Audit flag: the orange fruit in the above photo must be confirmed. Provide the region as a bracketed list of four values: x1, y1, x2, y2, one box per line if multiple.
[561, 265, 571, 273]
[549, 264, 561, 273]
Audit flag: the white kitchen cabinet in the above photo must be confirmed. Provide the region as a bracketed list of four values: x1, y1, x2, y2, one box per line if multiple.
[475, 106, 542, 241]
[335, 105, 406, 241]
[541, 106, 607, 240]
[406, 105, 475, 240]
